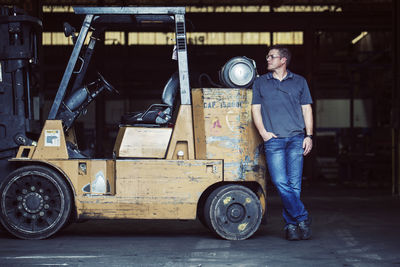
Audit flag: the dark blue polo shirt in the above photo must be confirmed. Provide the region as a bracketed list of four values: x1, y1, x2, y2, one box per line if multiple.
[252, 70, 313, 137]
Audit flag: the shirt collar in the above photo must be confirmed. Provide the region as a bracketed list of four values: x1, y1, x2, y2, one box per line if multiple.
[266, 70, 294, 80]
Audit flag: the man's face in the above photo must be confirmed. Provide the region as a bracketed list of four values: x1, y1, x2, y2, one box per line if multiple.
[266, 49, 286, 71]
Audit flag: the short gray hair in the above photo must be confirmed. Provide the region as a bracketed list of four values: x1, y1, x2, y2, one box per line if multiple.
[269, 45, 291, 66]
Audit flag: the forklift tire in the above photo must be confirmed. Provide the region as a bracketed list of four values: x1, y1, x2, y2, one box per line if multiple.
[197, 201, 210, 230]
[0, 165, 72, 239]
[204, 184, 262, 240]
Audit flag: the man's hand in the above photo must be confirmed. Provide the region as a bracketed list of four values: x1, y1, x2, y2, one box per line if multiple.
[252, 105, 277, 142]
[303, 137, 313, 156]
[262, 131, 277, 142]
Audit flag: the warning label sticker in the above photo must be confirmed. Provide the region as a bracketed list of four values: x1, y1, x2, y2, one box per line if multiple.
[45, 130, 60, 147]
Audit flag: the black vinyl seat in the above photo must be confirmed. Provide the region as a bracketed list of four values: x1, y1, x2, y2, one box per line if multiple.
[121, 72, 179, 126]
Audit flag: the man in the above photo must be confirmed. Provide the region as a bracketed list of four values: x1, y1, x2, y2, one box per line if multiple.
[251, 45, 313, 241]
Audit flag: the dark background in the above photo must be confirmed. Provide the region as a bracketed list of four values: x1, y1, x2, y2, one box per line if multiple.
[1, 0, 398, 194]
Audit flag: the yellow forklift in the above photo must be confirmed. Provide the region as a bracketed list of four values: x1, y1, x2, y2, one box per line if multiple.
[0, 7, 266, 240]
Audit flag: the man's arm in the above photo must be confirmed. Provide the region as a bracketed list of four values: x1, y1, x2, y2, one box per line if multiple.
[251, 104, 277, 141]
[301, 104, 313, 156]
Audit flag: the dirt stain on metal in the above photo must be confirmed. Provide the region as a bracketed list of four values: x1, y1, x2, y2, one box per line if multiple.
[223, 196, 232, 205]
[238, 222, 248, 231]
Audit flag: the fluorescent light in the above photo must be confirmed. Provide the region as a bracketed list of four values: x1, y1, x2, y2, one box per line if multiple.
[352, 31, 368, 44]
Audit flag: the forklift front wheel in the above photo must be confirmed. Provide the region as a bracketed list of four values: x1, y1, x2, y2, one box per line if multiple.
[0, 165, 72, 239]
[204, 184, 262, 240]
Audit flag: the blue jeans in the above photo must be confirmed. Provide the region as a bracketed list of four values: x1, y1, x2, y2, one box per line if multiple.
[264, 134, 309, 226]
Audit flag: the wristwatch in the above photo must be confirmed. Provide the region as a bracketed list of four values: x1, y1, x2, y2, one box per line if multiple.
[305, 134, 313, 139]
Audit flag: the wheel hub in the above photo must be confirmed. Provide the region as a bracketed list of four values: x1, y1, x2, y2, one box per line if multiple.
[227, 203, 245, 222]
[22, 192, 44, 213]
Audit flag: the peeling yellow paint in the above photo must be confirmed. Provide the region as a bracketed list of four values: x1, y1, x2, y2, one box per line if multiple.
[238, 222, 248, 231]
[223, 196, 232, 205]
[192, 88, 266, 185]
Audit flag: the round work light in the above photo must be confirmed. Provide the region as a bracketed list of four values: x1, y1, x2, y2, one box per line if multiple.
[219, 56, 257, 88]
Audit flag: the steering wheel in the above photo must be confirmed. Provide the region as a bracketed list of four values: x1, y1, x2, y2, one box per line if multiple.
[97, 72, 119, 94]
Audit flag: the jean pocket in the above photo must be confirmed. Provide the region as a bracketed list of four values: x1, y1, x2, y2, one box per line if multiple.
[264, 137, 275, 144]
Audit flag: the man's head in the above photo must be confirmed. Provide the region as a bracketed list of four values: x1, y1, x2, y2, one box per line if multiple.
[266, 45, 291, 71]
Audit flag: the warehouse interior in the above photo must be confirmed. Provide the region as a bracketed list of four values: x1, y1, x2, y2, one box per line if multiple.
[0, 0, 398, 196]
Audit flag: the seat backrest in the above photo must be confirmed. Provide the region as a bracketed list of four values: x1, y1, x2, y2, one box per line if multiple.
[161, 72, 179, 107]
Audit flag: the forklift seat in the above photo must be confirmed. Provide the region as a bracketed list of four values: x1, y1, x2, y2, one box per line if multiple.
[121, 72, 179, 126]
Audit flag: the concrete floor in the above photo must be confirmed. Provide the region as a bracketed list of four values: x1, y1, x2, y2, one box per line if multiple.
[0, 185, 399, 267]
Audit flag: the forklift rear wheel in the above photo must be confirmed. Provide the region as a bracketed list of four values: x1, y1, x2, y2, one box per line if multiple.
[197, 200, 210, 229]
[0, 165, 72, 239]
[204, 184, 262, 240]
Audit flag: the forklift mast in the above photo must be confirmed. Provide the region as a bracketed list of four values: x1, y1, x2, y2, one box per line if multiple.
[0, 6, 42, 183]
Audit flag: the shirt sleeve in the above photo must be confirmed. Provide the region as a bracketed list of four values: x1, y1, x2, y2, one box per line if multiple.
[300, 78, 313, 105]
[252, 78, 262, 105]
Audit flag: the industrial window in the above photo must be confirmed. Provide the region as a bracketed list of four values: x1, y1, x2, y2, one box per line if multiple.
[186, 6, 271, 13]
[272, 5, 342, 12]
[272, 32, 303, 45]
[105, 32, 125, 45]
[42, 31, 92, 45]
[43, 32, 303, 46]
[43, 6, 74, 13]
[187, 5, 341, 12]
[43, 5, 341, 13]
[41, 4, 322, 46]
